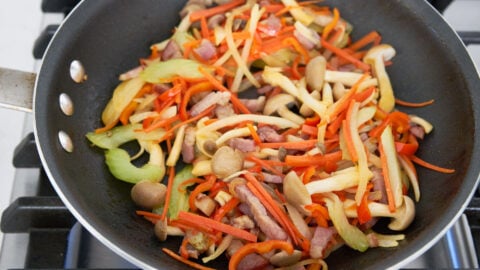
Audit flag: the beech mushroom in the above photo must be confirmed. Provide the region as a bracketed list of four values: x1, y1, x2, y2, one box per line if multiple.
[344, 195, 415, 231]
[363, 44, 396, 112]
[154, 219, 168, 241]
[263, 94, 305, 125]
[130, 180, 167, 209]
[211, 146, 244, 178]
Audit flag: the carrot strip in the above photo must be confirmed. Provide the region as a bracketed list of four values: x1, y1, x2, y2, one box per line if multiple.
[283, 37, 310, 62]
[200, 16, 210, 39]
[144, 115, 179, 133]
[189, 0, 245, 22]
[321, 39, 371, 71]
[322, 8, 340, 39]
[136, 210, 163, 221]
[347, 31, 381, 51]
[245, 155, 283, 176]
[213, 197, 240, 221]
[395, 98, 435, 108]
[162, 248, 216, 270]
[284, 151, 342, 167]
[177, 211, 257, 242]
[410, 155, 455, 174]
[259, 139, 319, 150]
[161, 166, 176, 220]
[247, 123, 262, 145]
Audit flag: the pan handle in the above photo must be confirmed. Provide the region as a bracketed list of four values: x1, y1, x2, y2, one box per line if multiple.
[0, 67, 36, 113]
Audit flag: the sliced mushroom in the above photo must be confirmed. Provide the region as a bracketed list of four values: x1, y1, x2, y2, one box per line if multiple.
[343, 195, 415, 231]
[131, 180, 167, 209]
[283, 171, 312, 215]
[211, 146, 244, 178]
[305, 55, 327, 91]
[263, 94, 305, 125]
[195, 193, 217, 216]
[363, 44, 396, 112]
[154, 219, 168, 241]
[332, 82, 347, 101]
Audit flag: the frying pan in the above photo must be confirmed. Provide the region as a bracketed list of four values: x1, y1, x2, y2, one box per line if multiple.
[1, 0, 479, 269]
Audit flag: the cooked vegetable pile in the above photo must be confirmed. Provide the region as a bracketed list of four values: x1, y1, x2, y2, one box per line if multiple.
[86, 0, 455, 269]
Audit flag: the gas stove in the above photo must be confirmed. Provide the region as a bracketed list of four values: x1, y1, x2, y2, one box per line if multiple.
[0, 0, 479, 269]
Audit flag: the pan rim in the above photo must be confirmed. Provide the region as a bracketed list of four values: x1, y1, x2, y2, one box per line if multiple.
[32, 0, 480, 269]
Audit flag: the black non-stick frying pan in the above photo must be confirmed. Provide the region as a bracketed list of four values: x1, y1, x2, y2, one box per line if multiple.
[6, 0, 479, 269]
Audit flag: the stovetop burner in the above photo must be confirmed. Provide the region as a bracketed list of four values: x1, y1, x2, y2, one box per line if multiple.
[1, 0, 479, 269]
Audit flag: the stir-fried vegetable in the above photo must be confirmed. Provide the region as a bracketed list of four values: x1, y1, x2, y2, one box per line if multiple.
[87, 0, 456, 269]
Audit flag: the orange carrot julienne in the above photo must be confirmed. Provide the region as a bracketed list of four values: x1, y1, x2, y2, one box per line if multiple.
[177, 211, 257, 242]
[247, 123, 262, 145]
[410, 155, 455, 174]
[284, 151, 342, 167]
[283, 37, 310, 62]
[322, 8, 340, 40]
[245, 155, 283, 176]
[162, 248, 216, 270]
[200, 16, 210, 39]
[136, 210, 162, 221]
[189, 0, 245, 22]
[395, 98, 435, 107]
[321, 39, 371, 72]
[347, 31, 381, 52]
[161, 166, 176, 220]
[259, 139, 319, 150]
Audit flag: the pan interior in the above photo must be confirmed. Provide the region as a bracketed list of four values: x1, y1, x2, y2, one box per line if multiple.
[34, 0, 480, 269]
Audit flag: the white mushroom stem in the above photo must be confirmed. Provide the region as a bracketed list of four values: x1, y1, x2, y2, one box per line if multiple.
[305, 167, 359, 194]
[278, 106, 305, 125]
[343, 196, 416, 231]
[363, 44, 396, 112]
[324, 70, 372, 87]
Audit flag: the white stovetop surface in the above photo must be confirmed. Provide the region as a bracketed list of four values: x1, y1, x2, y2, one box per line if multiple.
[0, 0, 42, 247]
[0, 0, 478, 258]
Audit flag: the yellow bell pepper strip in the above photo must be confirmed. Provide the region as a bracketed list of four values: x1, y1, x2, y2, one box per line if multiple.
[229, 240, 294, 270]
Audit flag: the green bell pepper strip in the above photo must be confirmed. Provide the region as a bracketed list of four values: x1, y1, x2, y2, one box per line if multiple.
[104, 148, 165, 184]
